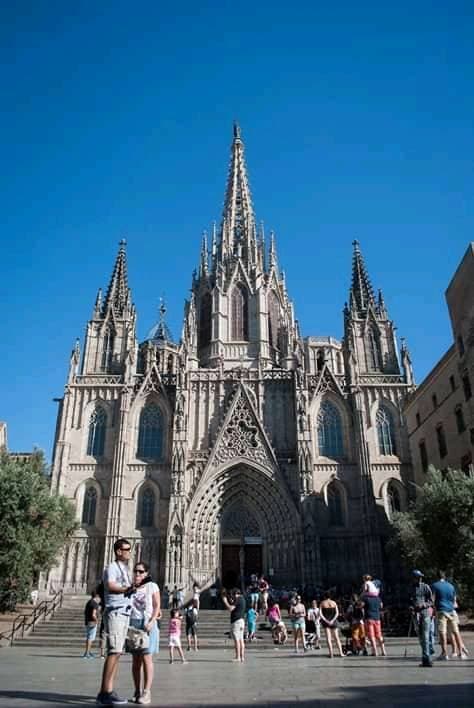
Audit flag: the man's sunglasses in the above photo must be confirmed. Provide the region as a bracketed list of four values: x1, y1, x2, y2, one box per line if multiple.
[120, 547, 131, 552]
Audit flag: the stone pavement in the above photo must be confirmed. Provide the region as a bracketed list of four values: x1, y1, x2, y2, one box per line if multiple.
[0, 637, 472, 708]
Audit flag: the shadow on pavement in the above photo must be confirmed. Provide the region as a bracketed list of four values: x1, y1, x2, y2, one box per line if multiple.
[0, 682, 473, 708]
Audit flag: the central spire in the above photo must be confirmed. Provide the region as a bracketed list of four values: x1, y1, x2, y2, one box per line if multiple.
[220, 123, 256, 264]
[350, 240, 375, 312]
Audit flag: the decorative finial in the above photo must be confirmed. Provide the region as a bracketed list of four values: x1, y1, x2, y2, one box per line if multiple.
[159, 296, 166, 321]
[120, 238, 127, 247]
[352, 239, 360, 250]
[233, 121, 241, 140]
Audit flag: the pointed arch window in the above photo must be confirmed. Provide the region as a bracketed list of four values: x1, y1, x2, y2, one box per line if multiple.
[376, 406, 396, 456]
[137, 403, 163, 459]
[231, 284, 248, 341]
[317, 401, 344, 458]
[367, 327, 382, 371]
[82, 486, 97, 526]
[199, 292, 212, 348]
[87, 407, 107, 457]
[101, 328, 115, 372]
[137, 487, 155, 528]
[327, 482, 344, 526]
[268, 291, 280, 349]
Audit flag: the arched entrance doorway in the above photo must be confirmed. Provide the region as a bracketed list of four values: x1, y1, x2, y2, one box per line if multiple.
[185, 462, 301, 589]
[220, 503, 262, 588]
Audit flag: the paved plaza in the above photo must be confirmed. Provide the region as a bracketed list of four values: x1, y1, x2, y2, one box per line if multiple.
[0, 637, 473, 708]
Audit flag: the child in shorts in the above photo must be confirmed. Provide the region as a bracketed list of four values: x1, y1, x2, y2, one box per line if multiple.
[247, 606, 257, 641]
[168, 609, 187, 664]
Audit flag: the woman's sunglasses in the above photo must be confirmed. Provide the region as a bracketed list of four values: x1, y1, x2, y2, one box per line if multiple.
[134, 569, 146, 574]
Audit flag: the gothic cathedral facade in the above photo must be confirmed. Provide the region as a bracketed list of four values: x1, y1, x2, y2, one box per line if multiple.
[49, 126, 416, 594]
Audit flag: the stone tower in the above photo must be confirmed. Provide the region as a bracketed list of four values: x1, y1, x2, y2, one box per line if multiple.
[48, 126, 415, 594]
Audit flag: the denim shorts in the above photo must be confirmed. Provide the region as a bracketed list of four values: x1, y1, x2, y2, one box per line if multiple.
[85, 623, 97, 641]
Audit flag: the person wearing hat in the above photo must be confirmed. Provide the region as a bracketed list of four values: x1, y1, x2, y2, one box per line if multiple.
[409, 570, 434, 667]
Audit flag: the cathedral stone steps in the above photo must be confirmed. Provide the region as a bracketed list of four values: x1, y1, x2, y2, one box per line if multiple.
[15, 603, 279, 650]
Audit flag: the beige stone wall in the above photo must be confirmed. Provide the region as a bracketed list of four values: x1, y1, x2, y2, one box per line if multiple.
[406, 243, 474, 484]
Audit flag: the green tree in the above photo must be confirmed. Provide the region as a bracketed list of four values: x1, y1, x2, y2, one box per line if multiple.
[0, 451, 77, 611]
[390, 467, 474, 605]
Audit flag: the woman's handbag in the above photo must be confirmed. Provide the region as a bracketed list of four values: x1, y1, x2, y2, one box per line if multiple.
[126, 626, 150, 652]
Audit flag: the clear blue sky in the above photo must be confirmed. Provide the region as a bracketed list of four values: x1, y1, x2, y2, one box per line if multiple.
[1, 1, 473, 458]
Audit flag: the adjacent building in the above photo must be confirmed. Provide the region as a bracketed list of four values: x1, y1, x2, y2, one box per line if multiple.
[405, 243, 474, 482]
[48, 125, 416, 594]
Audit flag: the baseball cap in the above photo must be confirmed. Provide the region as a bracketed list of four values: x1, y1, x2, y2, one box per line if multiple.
[412, 569, 424, 577]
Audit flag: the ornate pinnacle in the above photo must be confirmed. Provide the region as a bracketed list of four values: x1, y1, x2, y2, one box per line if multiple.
[103, 240, 131, 317]
[350, 239, 375, 312]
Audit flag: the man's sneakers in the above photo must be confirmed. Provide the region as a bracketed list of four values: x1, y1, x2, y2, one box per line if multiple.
[96, 691, 128, 705]
[437, 653, 449, 661]
[82, 651, 95, 658]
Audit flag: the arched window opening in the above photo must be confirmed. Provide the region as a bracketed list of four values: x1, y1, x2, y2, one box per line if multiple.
[268, 291, 280, 349]
[199, 292, 212, 348]
[137, 403, 163, 459]
[327, 483, 344, 526]
[387, 482, 402, 516]
[87, 407, 107, 457]
[82, 486, 97, 526]
[231, 285, 248, 341]
[167, 354, 174, 374]
[376, 406, 396, 456]
[155, 350, 160, 368]
[367, 328, 382, 371]
[317, 401, 344, 458]
[101, 328, 115, 372]
[316, 349, 325, 372]
[137, 488, 155, 528]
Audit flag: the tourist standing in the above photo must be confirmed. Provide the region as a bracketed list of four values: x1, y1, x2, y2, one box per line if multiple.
[346, 596, 366, 655]
[431, 571, 467, 661]
[409, 569, 434, 668]
[162, 586, 170, 610]
[96, 538, 133, 706]
[258, 576, 269, 614]
[320, 593, 344, 658]
[363, 594, 387, 657]
[221, 588, 246, 662]
[307, 600, 321, 650]
[129, 562, 161, 705]
[168, 609, 187, 664]
[171, 585, 179, 610]
[289, 595, 306, 654]
[247, 605, 257, 641]
[192, 583, 201, 610]
[185, 601, 199, 651]
[209, 585, 218, 610]
[83, 590, 101, 658]
[249, 577, 259, 611]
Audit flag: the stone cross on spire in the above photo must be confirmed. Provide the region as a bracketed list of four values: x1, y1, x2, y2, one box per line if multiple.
[220, 123, 256, 265]
[349, 240, 375, 313]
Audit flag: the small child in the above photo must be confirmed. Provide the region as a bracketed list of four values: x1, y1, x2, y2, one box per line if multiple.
[349, 598, 367, 655]
[361, 574, 380, 597]
[168, 609, 187, 664]
[247, 606, 257, 642]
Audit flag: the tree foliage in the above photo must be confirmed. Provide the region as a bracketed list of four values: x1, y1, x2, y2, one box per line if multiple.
[390, 467, 474, 605]
[0, 451, 77, 611]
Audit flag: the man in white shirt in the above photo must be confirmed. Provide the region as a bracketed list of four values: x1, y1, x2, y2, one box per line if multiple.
[96, 538, 133, 706]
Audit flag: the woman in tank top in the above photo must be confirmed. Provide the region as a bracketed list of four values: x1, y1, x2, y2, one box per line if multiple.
[319, 593, 344, 658]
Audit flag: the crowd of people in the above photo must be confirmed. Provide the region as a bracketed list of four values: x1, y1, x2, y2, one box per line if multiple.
[86, 539, 470, 706]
